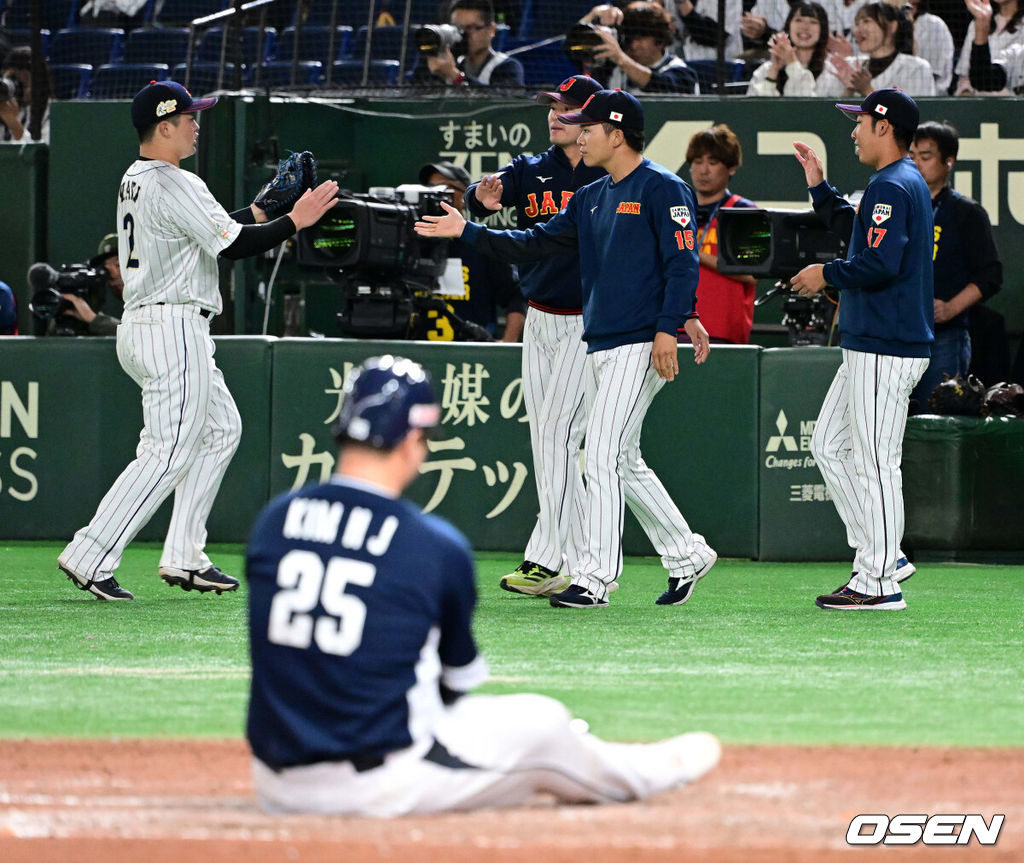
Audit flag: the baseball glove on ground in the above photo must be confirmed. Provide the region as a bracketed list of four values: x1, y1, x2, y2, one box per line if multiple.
[927, 373, 985, 416]
[254, 150, 318, 219]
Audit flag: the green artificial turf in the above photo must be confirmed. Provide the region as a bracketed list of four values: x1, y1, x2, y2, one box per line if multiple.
[1, 542, 1022, 746]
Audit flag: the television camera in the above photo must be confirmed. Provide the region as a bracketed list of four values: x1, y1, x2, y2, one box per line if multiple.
[27, 261, 109, 336]
[716, 208, 847, 346]
[295, 184, 491, 340]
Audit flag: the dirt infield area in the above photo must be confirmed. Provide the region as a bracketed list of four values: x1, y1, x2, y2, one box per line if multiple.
[1, 740, 1021, 862]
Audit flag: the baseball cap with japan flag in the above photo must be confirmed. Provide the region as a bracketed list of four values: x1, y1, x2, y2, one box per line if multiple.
[836, 88, 919, 132]
[556, 89, 645, 132]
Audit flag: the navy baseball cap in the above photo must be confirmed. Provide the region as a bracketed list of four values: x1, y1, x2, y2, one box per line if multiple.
[131, 80, 218, 131]
[332, 355, 441, 448]
[418, 161, 472, 189]
[557, 89, 644, 132]
[836, 88, 919, 131]
[535, 74, 603, 108]
[0, 281, 17, 335]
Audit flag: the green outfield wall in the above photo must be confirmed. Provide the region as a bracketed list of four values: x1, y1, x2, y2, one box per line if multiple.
[3, 338, 1016, 558]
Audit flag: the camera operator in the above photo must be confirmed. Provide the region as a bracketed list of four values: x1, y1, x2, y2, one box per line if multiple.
[579, 2, 699, 92]
[0, 46, 50, 144]
[416, 161, 525, 341]
[60, 232, 125, 335]
[411, 0, 524, 88]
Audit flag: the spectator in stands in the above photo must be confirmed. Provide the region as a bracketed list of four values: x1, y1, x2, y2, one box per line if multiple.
[956, 0, 1024, 92]
[413, 0, 524, 87]
[682, 125, 759, 344]
[742, 0, 857, 45]
[580, 2, 699, 92]
[666, 0, 744, 61]
[0, 46, 50, 144]
[908, 121, 1002, 413]
[78, 0, 149, 31]
[415, 161, 526, 341]
[886, 0, 955, 92]
[827, 1, 936, 95]
[748, 2, 847, 94]
[0, 281, 18, 335]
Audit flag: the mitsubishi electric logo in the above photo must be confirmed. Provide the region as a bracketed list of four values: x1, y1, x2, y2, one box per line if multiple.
[765, 410, 818, 470]
[766, 410, 797, 452]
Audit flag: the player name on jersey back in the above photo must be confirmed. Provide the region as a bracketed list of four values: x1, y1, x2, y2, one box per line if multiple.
[282, 496, 398, 555]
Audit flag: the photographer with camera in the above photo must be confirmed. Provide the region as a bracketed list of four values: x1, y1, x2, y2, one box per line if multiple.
[576, 2, 699, 92]
[417, 161, 525, 341]
[411, 0, 524, 87]
[0, 46, 50, 144]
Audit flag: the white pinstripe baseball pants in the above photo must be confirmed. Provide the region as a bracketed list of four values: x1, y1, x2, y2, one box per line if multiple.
[61, 304, 242, 580]
[521, 309, 588, 573]
[573, 342, 714, 599]
[811, 349, 928, 595]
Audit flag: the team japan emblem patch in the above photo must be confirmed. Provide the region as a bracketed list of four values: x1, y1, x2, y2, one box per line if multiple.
[872, 203, 892, 225]
[670, 205, 691, 227]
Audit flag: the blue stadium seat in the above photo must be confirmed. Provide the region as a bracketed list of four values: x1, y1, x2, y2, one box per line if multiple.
[277, 25, 354, 64]
[1, 0, 76, 32]
[88, 62, 169, 98]
[149, 0, 230, 27]
[172, 61, 243, 94]
[687, 59, 746, 94]
[507, 37, 577, 87]
[260, 60, 324, 88]
[7, 28, 52, 60]
[517, 0, 591, 39]
[330, 58, 399, 85]
[123, 27, 191, 66]
[299, 0, 378, 28]
[353, 25, 417, 68]
[50, 27, 125, 67]
[195, 26, 277, 66]
[49, 62, 92, 99]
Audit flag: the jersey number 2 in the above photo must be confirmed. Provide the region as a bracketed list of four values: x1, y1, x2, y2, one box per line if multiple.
[267, 550, 376, 656]
[123, 213, 141, 268]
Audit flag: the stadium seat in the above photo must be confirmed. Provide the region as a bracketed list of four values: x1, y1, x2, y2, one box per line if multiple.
[260, 60, 324, 88]
[49, 62, 92, 99]
[1, 0, 76, 32]
[277, 25, 354, 64]
[173, 61, 243, 94]
[7, 28, 52, 60]
[50, 27, 124, 67]
[88, 62, 169, 98]
[353, 25, 417, 68]
[687, 59, 746, 94]
[195, 26, 277, 66]
[330, 58, 399, 86]
[123, 27, 191, 67]
[507, 37, 577, 87]
[517, 0, 591, 39]
[298, 0, 378, 28]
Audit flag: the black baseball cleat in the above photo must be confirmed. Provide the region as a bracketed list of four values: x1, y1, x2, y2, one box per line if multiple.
[655, 551, 718, 606]
[58, 562, 134, 601]
[548, 584, 608, 608]
[159, 565, 239, 595]
[815, 586, 906, 610]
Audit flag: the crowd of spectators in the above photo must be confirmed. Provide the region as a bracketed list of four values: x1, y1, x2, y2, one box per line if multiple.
[1, 0, 1021, 97]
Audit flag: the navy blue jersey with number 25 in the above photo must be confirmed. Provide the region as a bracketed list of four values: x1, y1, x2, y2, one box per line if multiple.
[245, 477, 485, 771]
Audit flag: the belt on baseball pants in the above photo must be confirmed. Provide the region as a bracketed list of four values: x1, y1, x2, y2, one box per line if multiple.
[270, 739, 473, 774]
[151, 302, 214, 319]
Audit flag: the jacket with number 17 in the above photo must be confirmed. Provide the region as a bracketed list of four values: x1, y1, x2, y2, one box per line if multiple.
[810, 156, 933, 358]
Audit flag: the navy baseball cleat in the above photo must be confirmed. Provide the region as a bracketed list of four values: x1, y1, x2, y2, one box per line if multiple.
[895, 556, 916, 583]
[815, 586, 906, 610]
[655, 551, 717, 606]
[159, 565, 239, 594]
[58, 562, 134, 601]
[548, 584, 608, 608]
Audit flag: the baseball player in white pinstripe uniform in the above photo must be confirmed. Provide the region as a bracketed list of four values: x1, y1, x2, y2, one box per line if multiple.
[418, 91, 717, 609]
[58, 81, 337, 601]
[791, 89, 933, 610]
